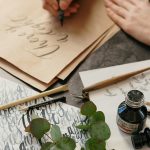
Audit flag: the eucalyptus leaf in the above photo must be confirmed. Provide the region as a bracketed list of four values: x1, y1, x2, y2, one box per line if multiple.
[30, 118, 50, 139]
[81, 101, 97, 117]
[85, 138, 106, 150]
[41, 142, 54, 150]
[89, 121, 111, 141]
[50, 125, 62, 142]
[49, 145, 61, 150]
[76, 124, 90, 130]
[89, 111, 105, 125]
[56, 136, 76, 150]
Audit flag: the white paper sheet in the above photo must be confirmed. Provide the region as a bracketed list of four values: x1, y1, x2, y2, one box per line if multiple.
[0, 77, 87, 149]
[80, 60, 150, 150]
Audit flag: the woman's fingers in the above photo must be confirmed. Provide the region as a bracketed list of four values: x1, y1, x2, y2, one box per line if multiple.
[106, 8, 126, 28]
[45, 0, 58, 10]
[43, 1, 58, 16]
[43, 0, 79, 17]
[105, 0, 150, 45]
[105, 0, 127, 18]
[111, 0, 134, 10]
[60, 0, 73, 10]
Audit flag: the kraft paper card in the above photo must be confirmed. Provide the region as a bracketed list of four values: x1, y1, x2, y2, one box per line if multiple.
[0, 24, 119, 90]
[0, 26, 112, 90]
[58, 24, 120, 80]
[57, 25, 115, 80]
[0, 0, 113, 84]
[95, 24, 120, 50]
[0, 58, 58, 90]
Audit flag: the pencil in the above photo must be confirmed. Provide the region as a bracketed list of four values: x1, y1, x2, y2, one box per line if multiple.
[83, 67, 150, 92]
[0, 84, 68, 110]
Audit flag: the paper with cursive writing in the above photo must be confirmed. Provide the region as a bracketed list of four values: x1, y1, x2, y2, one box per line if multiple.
[80, 60, 150, 150]
[0, 26, 113, 91]
[0, 0, 113, 84]
[0, 77, 87, 149]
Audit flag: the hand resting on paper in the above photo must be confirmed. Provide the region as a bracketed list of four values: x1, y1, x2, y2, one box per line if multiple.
[43, 0, 80, 17]
[104, 0, 150, 46]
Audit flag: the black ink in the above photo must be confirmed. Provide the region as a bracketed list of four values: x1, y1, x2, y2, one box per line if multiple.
[18, 33, 26, 36]
[29, 38, 39, 43]
[39, 40, 47, 46]
[104, 89, 117, 96]
[57, 34, 68, 42]
[27, 34, 34, 39]
[10, 16, 27, 22]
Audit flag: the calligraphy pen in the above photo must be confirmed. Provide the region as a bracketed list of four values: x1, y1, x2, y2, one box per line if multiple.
[20, 96, 66, 111]
[83, 67, 150, 93]
[57, 0, 64, 26]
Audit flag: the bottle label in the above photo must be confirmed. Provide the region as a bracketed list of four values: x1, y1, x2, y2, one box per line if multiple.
[117, 115, 140, 134]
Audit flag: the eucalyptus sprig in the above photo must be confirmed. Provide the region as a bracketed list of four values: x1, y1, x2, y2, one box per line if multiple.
[25, 117, 76, 150]
[76, 101, 111, 150]
[25, 101, 111, 150]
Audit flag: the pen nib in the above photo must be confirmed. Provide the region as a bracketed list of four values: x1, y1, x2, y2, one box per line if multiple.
[57, 0, 64, 26]
[58, 10, 64, 27]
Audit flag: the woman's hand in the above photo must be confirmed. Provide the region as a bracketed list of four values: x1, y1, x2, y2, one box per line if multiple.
[43, 0, 80, 17]
[104, 0, 150, 45]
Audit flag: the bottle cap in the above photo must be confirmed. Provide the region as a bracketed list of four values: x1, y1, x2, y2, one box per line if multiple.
[125, 90, 144, 108]
[131, 128, 150, 149]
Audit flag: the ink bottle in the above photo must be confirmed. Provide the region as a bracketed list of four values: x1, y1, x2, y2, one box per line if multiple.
[117, 90, 147, 134]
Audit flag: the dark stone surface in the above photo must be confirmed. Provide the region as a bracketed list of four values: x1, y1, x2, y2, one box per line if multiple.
[60, 30, 150, 107]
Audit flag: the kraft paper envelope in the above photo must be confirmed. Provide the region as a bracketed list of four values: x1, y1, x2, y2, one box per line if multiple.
[57, 24, 118, 80]
[0, 25, 119, 90]
[95, 24, 120, 50]
[0, 58, 58, 90]
[0, 30, 110, 90]
[0, 0, 113, 84]
[58, 24, 120, 80]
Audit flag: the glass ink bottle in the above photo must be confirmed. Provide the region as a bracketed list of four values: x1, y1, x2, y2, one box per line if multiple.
[117, 90, 147, 134]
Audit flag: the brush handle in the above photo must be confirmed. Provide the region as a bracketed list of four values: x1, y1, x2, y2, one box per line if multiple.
[0, 84, 68, 110]
[83, 67, 150, 92]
